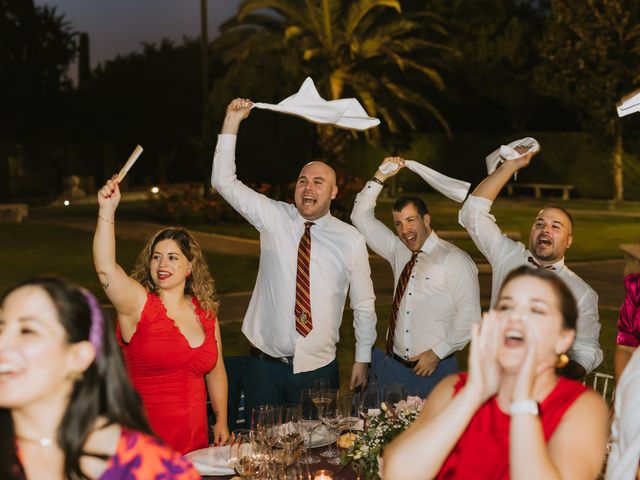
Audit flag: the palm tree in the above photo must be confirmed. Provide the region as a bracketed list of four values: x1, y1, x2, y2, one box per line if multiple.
[212, 0, 453, 162]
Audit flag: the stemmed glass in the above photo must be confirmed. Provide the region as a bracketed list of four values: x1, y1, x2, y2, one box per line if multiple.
[231, 429, 267, 480]
[251, 404, 281, 477]
[318, 389, 340, 459]
[299, 388, 321, 464]
[358, 380, 381, 429]
[383, 383, 407, 410]
[279, 404, 304, 467]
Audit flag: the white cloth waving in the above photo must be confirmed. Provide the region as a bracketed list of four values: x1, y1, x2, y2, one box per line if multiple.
[379, 160, 470, 203]
[252, 77, 380, 130]
[485, 137, 540, 175]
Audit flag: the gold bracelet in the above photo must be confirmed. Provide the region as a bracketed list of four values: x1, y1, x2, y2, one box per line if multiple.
[98, 213, 115, 224]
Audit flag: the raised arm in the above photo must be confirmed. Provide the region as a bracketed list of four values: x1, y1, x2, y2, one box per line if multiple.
[471, 147, 536, 202]
[350, 157, 404, 262]
[211, 99, 281, 231]
[92, 176, 147, 341]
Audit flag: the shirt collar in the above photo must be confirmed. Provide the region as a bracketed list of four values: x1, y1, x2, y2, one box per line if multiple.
[525, 250, 565, 271]
[296, 210, 331, 230]
[418, 231, 439, 255]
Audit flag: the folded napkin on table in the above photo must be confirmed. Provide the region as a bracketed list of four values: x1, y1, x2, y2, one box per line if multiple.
[379, 160, 470, 203]
[253, 77, 380, 131]
[185, 445, 236, 476]
[485, 137, 540, 176]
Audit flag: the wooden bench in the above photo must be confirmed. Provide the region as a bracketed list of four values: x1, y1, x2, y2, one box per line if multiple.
[0, 204, 28, 223]
[507, 183, 574, 201]
[620, 243, 640, 276]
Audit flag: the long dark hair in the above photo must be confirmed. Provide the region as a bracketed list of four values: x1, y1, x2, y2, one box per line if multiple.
[0, 277, 153, 480]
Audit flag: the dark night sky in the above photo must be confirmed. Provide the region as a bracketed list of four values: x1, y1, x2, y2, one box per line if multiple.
[34, 0, 241, 68]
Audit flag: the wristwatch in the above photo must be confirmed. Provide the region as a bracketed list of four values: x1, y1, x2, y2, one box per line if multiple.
[509, 399, 539, 416]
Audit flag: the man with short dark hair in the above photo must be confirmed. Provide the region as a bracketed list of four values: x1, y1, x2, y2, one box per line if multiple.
[211, 98, 377, 419]
[458, 147, 602, 378]
[351, 157, 481, 397]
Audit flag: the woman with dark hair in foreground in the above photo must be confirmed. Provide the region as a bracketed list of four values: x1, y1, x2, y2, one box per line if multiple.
[93, 175, 229, 453]
[383, 266, 608, 480]
[0, 277, 199, 479]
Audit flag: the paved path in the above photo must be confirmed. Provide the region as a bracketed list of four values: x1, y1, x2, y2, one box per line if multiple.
[35, 216, 627, 322]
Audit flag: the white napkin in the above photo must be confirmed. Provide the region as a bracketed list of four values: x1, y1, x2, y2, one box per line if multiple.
[617, 88, 640, 117]
[184, 445, 236, 476]
[253, 77, 380, 131]
[485, 137, 539, 175]
[379, 160, 470, 203]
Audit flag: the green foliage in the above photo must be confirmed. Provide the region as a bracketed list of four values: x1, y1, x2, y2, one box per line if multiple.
[210, 0, 453, 161]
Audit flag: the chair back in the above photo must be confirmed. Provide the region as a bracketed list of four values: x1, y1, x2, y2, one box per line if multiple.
[583, 371, 615, 404]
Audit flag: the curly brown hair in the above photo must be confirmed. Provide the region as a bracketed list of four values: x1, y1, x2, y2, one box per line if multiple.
[131, 227, 219, 315]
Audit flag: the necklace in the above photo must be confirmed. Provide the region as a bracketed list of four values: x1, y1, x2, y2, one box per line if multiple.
[16, 435, 54, 447]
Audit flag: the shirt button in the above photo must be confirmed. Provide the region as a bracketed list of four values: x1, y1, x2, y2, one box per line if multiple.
[409, 293, 412, 295]
[406, 311, 410, 314]
[405, 330, 409, 333]
[411, 275, 415, 278]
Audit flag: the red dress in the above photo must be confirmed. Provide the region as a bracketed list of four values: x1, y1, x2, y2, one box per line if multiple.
[118, 292, 218, 454]
[436, 373, 587, 479]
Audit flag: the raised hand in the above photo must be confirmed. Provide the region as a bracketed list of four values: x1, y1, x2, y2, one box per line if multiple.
[221, 97, 253, 134]
[375, 156, 405, 182]
[97, 174, 121, 220]
[466, 311, 501, 402]
[512, 145, 539, 171]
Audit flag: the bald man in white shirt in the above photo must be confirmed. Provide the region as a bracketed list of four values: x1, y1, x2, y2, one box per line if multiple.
[211, 98, 377, 419]
[458, 147, 602, 378]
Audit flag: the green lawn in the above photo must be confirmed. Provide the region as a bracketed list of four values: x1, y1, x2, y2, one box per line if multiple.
[0, 221, 258, 301]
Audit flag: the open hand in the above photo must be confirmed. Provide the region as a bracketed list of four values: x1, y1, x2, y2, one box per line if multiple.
[466, 311, 501, 402]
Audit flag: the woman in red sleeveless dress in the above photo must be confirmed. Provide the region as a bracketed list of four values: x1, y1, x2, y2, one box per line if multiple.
[384, 266, 609, 479]
[93, 175, 229, 454]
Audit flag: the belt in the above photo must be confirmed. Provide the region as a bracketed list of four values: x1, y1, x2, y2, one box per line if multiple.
[249, 346, 294, 365]
[390, 353, 418, 369]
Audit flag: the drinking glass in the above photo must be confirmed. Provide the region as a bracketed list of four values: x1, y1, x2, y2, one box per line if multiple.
[318, 389, 339, 458]
[358, 381, 381, 429]
[383, 383, 407, 409]
[279, 404, 304, 465]
[231, 430, 267, 480]
[299, 388, 321, 464]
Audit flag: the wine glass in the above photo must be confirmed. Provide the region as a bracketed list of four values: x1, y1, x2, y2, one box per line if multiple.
[299, 388, 321, 464]
[383, 383, 407, 410]
[232, 430, 267, 480]
[279, 404, 303, 465]
[318, 389, 339, 459]
[312, 378, 331, 393]
[358, 381, 381, 428]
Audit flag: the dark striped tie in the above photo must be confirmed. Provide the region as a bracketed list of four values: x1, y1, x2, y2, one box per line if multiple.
[386, 251, 420, 354]
[527, 256, 557, 271]
[295, 221, 314, 336]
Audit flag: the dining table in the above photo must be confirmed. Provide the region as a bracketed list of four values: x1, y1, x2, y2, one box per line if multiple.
[199, 445, 359, 480]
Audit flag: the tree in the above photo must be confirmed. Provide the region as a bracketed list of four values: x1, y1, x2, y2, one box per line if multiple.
[210, 0, 453, 163]
[535, 0, 640, 202]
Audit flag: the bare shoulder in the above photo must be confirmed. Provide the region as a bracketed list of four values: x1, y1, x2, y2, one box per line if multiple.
[421, 374, 460, 421]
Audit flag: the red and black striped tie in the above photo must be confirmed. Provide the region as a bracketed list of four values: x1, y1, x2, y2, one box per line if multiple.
[386, 251, 420, 354]
[295, 221, 314, 336]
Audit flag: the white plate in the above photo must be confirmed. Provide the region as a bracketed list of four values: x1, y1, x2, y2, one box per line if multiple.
[184, 445, 236, 476]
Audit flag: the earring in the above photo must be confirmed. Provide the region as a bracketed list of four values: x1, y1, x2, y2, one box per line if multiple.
[555, 353, 569, 368]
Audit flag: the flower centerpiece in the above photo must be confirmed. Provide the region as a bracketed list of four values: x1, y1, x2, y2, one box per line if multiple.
[341, 396, 424, 479]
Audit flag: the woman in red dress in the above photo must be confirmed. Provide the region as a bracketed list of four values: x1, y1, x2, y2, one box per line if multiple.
[93, 175, 229, 454]
[383, 266, 609, 480]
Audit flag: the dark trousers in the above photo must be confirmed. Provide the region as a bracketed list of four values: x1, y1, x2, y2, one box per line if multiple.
[370, 347, 458, 399]
[242, 354, 339, 426]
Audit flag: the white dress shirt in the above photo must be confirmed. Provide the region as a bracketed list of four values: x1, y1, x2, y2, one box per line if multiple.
[351, 181, 481, 360]
[211, 134, 377, 373]
[459, 195, 603, 373]
[607, 348, 640, 480]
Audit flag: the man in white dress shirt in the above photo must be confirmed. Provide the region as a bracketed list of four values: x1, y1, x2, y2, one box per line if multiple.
[211, 98, 377, 418]
[458, 147, 602, 378]
[351, 157, 481, 397]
